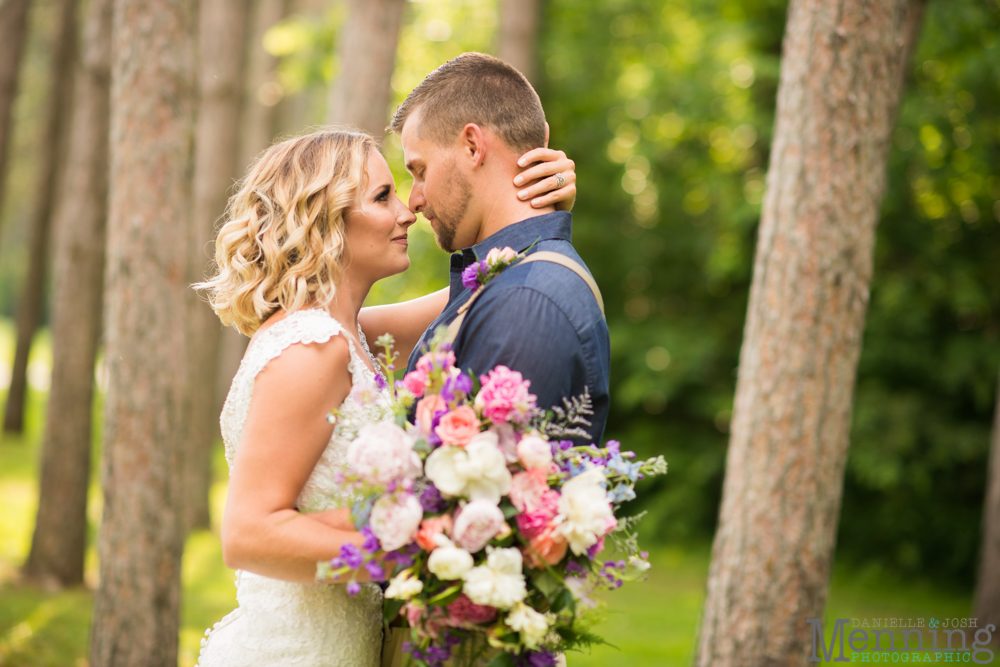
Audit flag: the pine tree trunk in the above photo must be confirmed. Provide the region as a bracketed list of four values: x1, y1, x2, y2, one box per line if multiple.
[975, 365, 1000, 640]
[88, 0, 196, 659]
[22, 0, 112, 587]
[2, 0, 77, 434]
[497, 0, 541, 84]
[0, 0, 32, 254]
[239, 0, 284, 164]
[325, 0, 405, 138]
[182, 0, 250, 535]
[694, 2, 925, 665]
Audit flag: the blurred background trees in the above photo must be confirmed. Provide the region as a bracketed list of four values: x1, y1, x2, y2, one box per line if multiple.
[0, 0, 997, 662]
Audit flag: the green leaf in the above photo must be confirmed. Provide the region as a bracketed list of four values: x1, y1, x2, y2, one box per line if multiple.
[500, 503, 519, 519]
[486, 652, 516, 667]
[383, 598, 405, 623]
[427, 584, 463, 605]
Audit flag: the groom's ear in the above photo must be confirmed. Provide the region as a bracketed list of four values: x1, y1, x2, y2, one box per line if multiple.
[544, 122, 550, 148]
[459, 123, 488, 169]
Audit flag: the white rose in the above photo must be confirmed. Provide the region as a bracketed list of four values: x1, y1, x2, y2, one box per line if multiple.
[424, 432, 512, 504]
[516, 434, 552, 470]
[369, 493, 423, 552]
[346, 422, 422, 486]
[461, 547, 527, 610]
[427, 540, 474, 580]
[505, 602, 551, 648]
[555, 468, 615, 555]
[385, 570, 423, 600]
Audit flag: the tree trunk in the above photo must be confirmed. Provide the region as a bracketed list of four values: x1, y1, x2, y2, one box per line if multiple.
[22, 0, 112, 587]
[325, 0, 405, 139]
[693, 2, 926, 666]
[975, 365, 1000, 640]
[88, 0, 196, 660]
[0, 0, 32, 254]
[182, 0, 251, 535]
[497, 0, 541, 85]
[3, 0, 78, 434]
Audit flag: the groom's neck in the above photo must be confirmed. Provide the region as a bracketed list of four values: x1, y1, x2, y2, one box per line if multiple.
[474, 165, 556, 245]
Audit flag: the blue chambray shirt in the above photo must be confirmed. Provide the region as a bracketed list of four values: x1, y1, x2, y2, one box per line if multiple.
[406, 211, 610, 444]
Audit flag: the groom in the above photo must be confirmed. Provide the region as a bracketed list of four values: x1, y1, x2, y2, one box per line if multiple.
[392, 52, 610, 444]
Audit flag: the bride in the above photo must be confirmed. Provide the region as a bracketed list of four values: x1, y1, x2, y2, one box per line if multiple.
[194, 129, 575, 666]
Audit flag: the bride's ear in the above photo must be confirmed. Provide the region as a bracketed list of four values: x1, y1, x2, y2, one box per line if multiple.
[544, 122, 550, 149]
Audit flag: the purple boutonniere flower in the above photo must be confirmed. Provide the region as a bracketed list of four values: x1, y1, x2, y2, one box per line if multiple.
[460, 260, 488, 290]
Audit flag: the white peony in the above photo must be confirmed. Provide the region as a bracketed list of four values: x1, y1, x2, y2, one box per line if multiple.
[555, 468, 615, 555]
[516, 434, 552, 470]
[384, 570, 423, 600]
[461, 547, 527, 610]
[505, 602, 551, 648]
[346, 422, 422, 486]
[369, 493, 423, 551]
[424, 432, 512, 503]
[427, 537, 474, 580]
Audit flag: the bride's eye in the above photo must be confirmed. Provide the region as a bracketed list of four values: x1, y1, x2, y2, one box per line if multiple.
[375, 186, 390, 203]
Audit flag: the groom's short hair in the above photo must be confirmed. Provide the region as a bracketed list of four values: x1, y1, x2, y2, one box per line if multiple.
[389, 52, 546, 154]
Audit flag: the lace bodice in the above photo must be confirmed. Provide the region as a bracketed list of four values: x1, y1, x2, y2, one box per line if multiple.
[219, 308, 394, 511]
[198, 308, 392, 667]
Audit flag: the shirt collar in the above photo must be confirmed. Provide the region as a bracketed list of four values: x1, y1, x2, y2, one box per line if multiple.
[453, 211, 573, 269]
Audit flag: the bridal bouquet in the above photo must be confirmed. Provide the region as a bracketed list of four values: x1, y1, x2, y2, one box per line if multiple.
[318, 250, 667, 667]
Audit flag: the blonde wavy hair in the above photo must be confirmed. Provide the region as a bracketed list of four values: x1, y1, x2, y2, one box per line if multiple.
[197, 130, 377, 336]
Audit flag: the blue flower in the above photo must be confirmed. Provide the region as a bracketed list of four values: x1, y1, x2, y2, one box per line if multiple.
[610, 482, 636, 503]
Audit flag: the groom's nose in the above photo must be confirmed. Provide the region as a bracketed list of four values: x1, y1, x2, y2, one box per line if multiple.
[408, 182, 425, 214]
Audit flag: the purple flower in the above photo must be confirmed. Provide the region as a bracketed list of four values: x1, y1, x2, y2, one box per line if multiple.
[524, 649, 559, 667]
[640, 551, 649, 559]
[360, 526, 380, 554]
[605, 440, 621, 456]
[364, 560, 385, 582]
[420, 484, 446, 512]
[461, 261, 488, 290]
[347, 581, 361, 595]
[558, 440, 574, 451]
[374, 373, 388, 391]
[340, 543, 364, 569]
[441, 372, 473, 402]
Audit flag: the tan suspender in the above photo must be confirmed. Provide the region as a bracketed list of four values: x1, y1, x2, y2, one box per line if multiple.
[442, 251, 605, 345]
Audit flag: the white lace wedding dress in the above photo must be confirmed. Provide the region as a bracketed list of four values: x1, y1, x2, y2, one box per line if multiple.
[197, 309, 394, 667]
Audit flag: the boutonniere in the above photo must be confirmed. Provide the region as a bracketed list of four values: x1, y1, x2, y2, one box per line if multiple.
[460, 246, 524, 291]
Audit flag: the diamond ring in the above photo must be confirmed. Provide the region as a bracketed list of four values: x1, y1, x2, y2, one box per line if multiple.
[555, 172, 566, 189]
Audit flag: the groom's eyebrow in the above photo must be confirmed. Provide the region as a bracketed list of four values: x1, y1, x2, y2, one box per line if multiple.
[404, 159, 421, 175]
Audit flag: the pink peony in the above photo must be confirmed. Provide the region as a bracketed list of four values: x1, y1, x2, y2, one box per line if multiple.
[369, 493, 423, 551]
[522, 524, 568, 569]
[474, 366, 536, 424]
[515, 490, 560, 539]
[415, 515, 453, 552]
[452, 498, 505, 553]
[402, 369, 427, 397]
[345, 422, 422, 486]
[516, 434, 552, 470]
[434, 406, 481, 447]
[446, 593, 498, 626]
[415, 394, 447, 436]
[416, 350, 456, 375]
[509, 468, 549, 513]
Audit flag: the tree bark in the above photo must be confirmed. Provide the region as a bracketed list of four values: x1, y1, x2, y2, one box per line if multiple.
[0, 0, 32, 254]
[22, 0, 112, 587]
[497, 0, 541, 85]
[182, 0, 251, 535]
[975, 365, 1000, 639]
[3, 0, 78, 434]
[325, 0, 405, 138]
[693, 2, 926, 666]
[88, 0, 196, 660]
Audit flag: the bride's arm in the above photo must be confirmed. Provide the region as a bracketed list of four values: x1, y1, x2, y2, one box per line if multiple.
[221, 335, 371, 584]
[359, 288, 449, 364]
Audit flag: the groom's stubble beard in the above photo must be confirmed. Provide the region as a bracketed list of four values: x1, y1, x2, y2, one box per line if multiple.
[426, 159, 473, 253]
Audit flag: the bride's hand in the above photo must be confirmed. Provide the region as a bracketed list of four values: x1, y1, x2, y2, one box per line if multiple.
[515, 147, 577, 211]
[307, 507, 355, 532]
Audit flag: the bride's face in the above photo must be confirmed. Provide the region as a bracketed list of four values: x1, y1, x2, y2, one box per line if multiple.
[343, 151, 416, 284]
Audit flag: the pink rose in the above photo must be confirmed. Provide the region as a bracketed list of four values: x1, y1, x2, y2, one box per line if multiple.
[516, 434, 552, 470]
[522, 524, 568, 569]
[604, 516, 618, 535]
[416, 350, 456, 375]
[474, 366, 536, 424]
[446, 593, 498, 626]
[405, 601, 425, 626]
[416, 515, 454, 552]
[452, 498, 505, 553]
[402, 369, 427, 397]
[485, 246, 517, 265]
[416, 394, 447, 436]
[369, 493, 423, 551]
[515, 490, 560, 539]
[434, 406, 481, 447]
[509, 468, 549, 513]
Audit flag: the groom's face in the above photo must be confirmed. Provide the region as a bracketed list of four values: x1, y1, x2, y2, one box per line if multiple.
[400, 108, 477, 253]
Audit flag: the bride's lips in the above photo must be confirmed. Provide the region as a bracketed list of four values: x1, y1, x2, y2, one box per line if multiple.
[392, 234, 408, 246]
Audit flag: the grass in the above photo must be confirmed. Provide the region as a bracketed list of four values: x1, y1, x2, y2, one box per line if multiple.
[0, 322, 977, 666]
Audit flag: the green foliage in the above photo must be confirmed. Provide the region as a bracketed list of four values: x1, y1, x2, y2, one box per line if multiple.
[540, 0, 999, 585]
